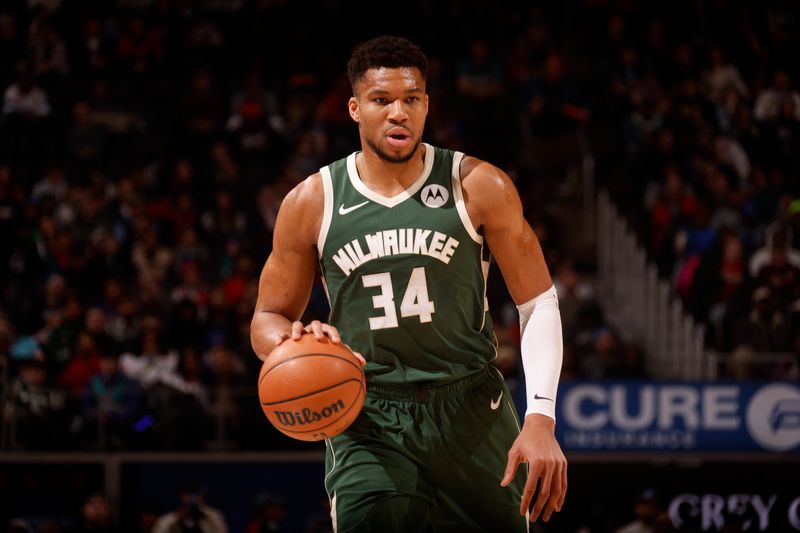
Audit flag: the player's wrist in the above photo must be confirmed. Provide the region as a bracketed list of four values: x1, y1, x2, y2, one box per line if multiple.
[522, 413, 555, 432]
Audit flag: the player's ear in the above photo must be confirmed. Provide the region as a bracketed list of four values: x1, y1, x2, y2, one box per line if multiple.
[348, 96, 360, 123]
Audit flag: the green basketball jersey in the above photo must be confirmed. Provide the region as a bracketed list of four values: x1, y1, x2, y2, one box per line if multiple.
[317, 143, 497, 385]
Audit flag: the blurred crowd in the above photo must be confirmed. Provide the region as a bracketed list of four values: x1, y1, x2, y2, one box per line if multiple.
[0, 0, 640, 453]
[7, 486, 309, 533]
[5, 0, 796, 454]
[590, 0, 800, 379]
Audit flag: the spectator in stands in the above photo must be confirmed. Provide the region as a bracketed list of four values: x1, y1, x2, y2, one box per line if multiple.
[749, 223, 800, 277]
[80, 350, 140, 449]
[116, 15, 165, 80]
[131, 225, 173, 286]
[226, 70, 284, 174]
[86, 78, 145, 134]
[58, 331, 103, 396]
[31, 164, 67, 204]
[152, 483, 228, 533]
[41, 293, 83, 373]
[105, 294, 140, 353]
[703, 45, 748, 102]
[755, 246, 800, 313]
[245, 493, 287, 533]
[28, 17, 69, 85]
[731, 287, 792, 378]
[623, 85, 666, 177]
[519, 51, 588, 176]
[228, 68, 286, 138]
[674, 204, 717, 298]
[220, 252, 254, 307]
[614, 488, 667, 533]
[553, 259, 595, 337]
[0, 14, 21, 88]
[456, 38, 505, 158]
[200, 188, 247, 255]
[457, 38, 504, 103]
[203, 341, 246, 445]
[120, 330, 214, 448]
[578, 327, 623, 379]
[67, 100, 107, 171]
[209, 141, 241, 189]
[159, 346, 213, 450]
[648, 166, 700, 263]
[182, 66, 225, 141]
[5, 347, 68, 449]
[120, 331, 179, 390]
[72, 17, 113, 78]
[176, 347, 210, 407]
[172, 227, 208, 280]
[754, 69, 800, 123]
[712, 135, 750, 190]
[68, 493, 114, 533]
[2, 62, 50, 118]
[166, 297, 205, 352]
[692, 229, 749, 348]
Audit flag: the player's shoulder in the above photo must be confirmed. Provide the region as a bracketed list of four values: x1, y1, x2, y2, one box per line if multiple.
[275, 172, 324, 242]
[282, 171, 323, 212]
[459, 155, 518, 207]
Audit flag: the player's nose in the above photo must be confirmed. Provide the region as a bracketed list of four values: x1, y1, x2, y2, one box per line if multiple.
[387, 100, 408, 122]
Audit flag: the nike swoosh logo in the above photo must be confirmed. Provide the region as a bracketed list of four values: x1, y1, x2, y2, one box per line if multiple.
[490, 391, 503, 410]
[338, 201, 369, 215]
[534, 393, 553, 401]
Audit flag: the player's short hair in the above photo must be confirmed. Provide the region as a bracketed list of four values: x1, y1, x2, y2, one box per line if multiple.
[347, 35, 428, 94]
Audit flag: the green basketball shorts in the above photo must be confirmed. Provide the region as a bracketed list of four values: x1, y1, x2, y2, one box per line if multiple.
[324, 366, 529, 532]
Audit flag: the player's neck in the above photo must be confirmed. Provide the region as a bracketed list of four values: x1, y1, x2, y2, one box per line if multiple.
[356, 144, 426, 197]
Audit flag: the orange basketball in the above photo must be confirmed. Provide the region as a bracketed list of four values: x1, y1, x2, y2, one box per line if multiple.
[258, 334, 366, 442]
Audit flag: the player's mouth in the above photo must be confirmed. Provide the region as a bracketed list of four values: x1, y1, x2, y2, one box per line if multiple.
[385, 128, 412, 148]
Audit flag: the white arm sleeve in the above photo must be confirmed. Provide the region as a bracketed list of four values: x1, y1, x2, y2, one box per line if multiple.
[517, 284, 563, 421]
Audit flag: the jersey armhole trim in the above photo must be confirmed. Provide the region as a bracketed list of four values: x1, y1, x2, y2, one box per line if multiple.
[317, 166, 334, 258]
[451, 151, 483, 244]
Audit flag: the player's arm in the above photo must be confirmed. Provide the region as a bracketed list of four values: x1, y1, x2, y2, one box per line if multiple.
[250, 174, 341, 361]
[461, 157, 567, 523]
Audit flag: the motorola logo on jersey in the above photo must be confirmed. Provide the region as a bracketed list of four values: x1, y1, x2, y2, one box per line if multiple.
[421, 184, 448, 208]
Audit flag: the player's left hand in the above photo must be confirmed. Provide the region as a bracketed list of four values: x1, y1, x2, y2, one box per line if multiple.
[500, 414, 567, 522]
[284, 320, 367, 367]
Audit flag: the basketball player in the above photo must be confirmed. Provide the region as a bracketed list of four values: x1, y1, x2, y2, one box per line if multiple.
[251, 36, 566, 532]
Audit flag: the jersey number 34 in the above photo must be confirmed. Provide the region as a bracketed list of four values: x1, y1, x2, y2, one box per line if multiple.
[361, 267, 434, 330]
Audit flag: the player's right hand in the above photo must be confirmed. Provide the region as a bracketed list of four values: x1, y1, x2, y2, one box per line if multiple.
[501, 414, 567, 523]
[277, 320, 367, 367]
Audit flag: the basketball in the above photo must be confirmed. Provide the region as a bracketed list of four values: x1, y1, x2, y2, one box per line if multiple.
[258, 334, 366, 441]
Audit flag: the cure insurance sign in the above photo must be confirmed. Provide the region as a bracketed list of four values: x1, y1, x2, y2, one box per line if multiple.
[555, 381, 800, 452]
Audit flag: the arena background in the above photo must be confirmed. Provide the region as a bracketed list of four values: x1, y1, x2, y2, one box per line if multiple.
[1, 1, 799, 531]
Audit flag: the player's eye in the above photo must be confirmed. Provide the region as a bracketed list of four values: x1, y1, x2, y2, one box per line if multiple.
[406, 96, 419, 104]
[374, 98, 387, 105]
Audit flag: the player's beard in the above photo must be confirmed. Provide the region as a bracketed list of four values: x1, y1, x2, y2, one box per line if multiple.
[365, 135, 421, 164]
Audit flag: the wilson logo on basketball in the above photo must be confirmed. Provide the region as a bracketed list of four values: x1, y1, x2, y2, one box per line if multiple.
[273, 398, 346, 426]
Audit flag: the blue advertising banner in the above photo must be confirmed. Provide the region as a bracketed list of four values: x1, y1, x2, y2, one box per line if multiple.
[555, 381, 800, 452]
